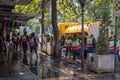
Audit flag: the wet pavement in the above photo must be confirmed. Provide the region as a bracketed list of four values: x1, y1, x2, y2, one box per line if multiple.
[35, 52, 120, 80]
[0, 62, 36, 80]
[0, 46, 37, 80]
[0, 46, 120, 80]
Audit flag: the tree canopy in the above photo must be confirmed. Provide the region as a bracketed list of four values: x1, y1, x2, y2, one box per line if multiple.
[14, 0, 114, 24]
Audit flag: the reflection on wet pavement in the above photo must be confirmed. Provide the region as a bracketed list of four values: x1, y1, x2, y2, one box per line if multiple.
[0, 43, 120, 80]
[20, 49, 120, 80]
[35, 54, 79, 80]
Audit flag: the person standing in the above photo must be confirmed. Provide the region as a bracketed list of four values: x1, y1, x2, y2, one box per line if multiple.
[65, 36, 72, 60]
[112, 35, 120, 62]
[86, 34, 96, 53]
[12, 31, 18, 51]
[109, 37, 114, 54]
[0, 28, 6, 64]
[71, 34, 81, 61]
[21, 31, 29, 64]
[29, 32, 38, 67]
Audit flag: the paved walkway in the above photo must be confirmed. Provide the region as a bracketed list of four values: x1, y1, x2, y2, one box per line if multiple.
[0, 43, 120, 80]
[37, 52, 120, 80]
[0, 62, 36, 80]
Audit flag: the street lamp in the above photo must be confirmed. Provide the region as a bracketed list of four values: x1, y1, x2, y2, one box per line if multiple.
[78, 0, 87, 72]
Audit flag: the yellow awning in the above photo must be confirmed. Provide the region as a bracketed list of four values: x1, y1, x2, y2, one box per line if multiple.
[58, 22, 79, 39]
[64, 25, 88, 33]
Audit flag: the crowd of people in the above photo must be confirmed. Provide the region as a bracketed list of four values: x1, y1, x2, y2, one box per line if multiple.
[0, 27, 39, 67]
[0, 26, 120, 67]
[63, 33, 120, 62]
[62, 34, 96, 62]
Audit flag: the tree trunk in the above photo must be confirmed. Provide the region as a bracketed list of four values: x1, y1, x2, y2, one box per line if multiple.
[51, 0, 60, 58]
[40, 0, 45, 50]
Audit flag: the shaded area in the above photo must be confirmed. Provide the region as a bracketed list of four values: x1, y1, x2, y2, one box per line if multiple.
[0, 46, 36, 80]
[0, 64, 11, 77]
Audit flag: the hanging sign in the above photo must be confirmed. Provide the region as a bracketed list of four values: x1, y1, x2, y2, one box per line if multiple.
[114, 0, 120, 16]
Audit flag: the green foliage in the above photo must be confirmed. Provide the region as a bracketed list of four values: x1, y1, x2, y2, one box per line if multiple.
[14, 0, 51, 37]
[28, 18, 41, 36]
[57, 0, 114, 23]
[14, 0, 51, 25]
[57, 0, 81, 22]
[13, 0, 114, 25]
[86, 0, 113, 22]
[14, 0, 41, 14]
[95, 0, 111, 55]
[95, 25, 110, 55]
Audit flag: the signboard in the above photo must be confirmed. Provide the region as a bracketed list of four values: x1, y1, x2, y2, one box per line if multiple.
[114, 0, 120, 16]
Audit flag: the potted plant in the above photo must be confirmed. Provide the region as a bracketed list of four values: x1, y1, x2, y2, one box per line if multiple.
[87, 7, 115, 73]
